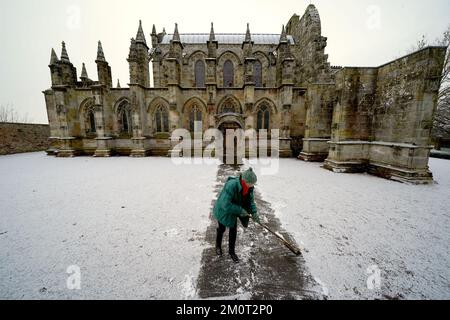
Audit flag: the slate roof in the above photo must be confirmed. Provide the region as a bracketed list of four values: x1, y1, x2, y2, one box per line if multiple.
[160, 33, 295, 45]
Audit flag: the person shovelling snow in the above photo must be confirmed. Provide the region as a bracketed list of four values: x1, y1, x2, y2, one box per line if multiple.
[213, 167, 260, 264]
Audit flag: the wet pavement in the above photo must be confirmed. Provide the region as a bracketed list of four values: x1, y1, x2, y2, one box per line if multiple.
[196, 164, 324, 300]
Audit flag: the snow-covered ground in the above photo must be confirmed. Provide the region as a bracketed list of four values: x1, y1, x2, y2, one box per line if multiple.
[1, 152, 449, 300]
[250, 158, 450, 300]
[0, 152, 217, 299]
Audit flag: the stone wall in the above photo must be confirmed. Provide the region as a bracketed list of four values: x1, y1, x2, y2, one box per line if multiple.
[0, 123, 50, 155]
[324, 47, 447, 183]
[374, 47, 445, 146]
[332, 67, 378, 142]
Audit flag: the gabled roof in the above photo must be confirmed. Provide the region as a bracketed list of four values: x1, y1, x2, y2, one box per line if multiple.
[160, 33, 295, 45]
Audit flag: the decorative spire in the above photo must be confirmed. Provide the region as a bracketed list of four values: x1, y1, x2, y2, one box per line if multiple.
[80, 63, 88, 79]
[136, 20, 147, 45]
[50, 48, 59, 65]
[209, 22, 216, 42]
[117, 79, 121, 88]
[61, 41, 70, 62]
[242, 23, 253, 54]
[162, 27, 166, 34]
[278, 25, 292, 59]
[280, 25, 288, 43]
[207, 22, 218, 57]
[173, 23, 180, 42]
[151, 24, 159, 47]
[245, 23, 252, 42]
[97, 41, 106, 62]
[128, 38, 137, 60]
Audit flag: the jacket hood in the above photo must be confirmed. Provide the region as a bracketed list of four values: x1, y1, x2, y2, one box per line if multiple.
[227, 175, 254, 193]
[227, 176, 242, 192]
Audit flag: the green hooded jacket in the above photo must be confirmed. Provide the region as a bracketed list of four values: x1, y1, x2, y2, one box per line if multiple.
[213, 176, 258, 228]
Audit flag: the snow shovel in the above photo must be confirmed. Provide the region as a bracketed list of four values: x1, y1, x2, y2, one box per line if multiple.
[247, 215, 302, 256]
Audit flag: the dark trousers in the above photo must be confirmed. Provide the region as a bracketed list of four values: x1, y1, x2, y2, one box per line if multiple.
[216, 222, 237, 254]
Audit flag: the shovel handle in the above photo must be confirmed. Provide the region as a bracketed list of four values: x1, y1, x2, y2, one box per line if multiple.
[248, 215, 302, 256]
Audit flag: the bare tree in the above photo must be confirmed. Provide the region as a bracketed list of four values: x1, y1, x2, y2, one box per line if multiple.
[0, 104, 31, 123]
[410, 34, 428, 51]
[410, 27, 450, 143]
[433, 27, 450, 141]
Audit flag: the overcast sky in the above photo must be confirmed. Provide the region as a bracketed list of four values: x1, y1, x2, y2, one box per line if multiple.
[0, 0, 449, 124]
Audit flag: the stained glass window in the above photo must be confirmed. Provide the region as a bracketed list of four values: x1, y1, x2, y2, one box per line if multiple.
[118, 101, 132, 134]
[254, 60, 262, 87]
[155, 106, 169, 133]
[189, 105, 203, 132]
[223, 60, 234, 87]
[195, 60, 205, 87]
[88, 110, 96, 133]
[122, 111, 130, 133]
[264, 108, 270, 130]
[257, 105, 270, 130]
[156, 109, 162, 133]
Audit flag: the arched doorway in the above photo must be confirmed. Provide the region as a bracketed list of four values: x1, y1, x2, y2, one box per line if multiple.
[217, 115, 244, 165]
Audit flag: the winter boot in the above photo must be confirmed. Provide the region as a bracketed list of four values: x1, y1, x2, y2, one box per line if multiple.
[216, 227, 224, 257]
[229, 253, 240, 264]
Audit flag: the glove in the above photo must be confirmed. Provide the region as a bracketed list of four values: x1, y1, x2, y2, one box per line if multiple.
[240, 208, 249, 218]
[252, 213, 261, 224]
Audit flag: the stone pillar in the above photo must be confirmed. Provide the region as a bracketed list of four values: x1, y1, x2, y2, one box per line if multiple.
[163, 70, 181, 157]
[244, 86, 254, 117]
[298, 83, 335, 162]
[279, 104, 293, 158]
[54, 88, 81, 157]
[43, 89, 61, 155]
[168, 85, 181, 131]
[129, 90, 149, 157]
[206, 58, 217, 86]
[279, 83, 293, 158]
[92, 86, 112, 157]
[206, 59, 217, 129]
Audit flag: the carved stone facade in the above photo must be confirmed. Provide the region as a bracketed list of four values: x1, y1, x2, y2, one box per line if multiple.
[43, 5, 447, 183]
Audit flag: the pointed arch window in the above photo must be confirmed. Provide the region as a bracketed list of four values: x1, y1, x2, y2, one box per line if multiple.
[155, 105, 169, 133]
[117, 101, 132, 135]
[189, 104, 203, 132]
[87, 108, 96, 134]
[81, 99, 97, 136]
[223, 60, 234, 87]
[257, 104, 270, 130]
[122, 110, 131, 133]
[195, 60, 205, 87]
[254, 60, 263, 87]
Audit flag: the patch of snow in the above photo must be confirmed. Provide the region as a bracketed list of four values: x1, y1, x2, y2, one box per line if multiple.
[249, 158, 450, 300]
[314, 277, 330, 298]
[180, 274, 197, 300]
[0, 152, 218, 299]
[164, 229, 179, 237]
[203, 292, 253, 300]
